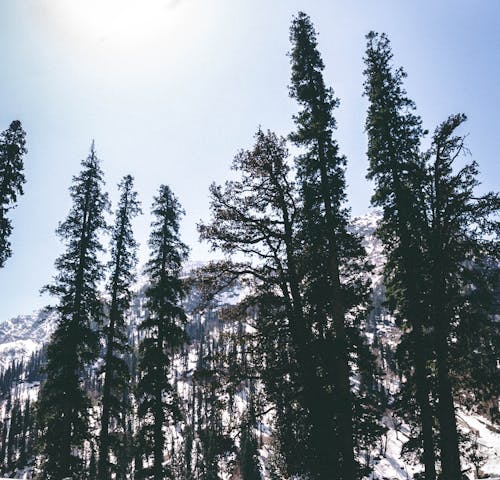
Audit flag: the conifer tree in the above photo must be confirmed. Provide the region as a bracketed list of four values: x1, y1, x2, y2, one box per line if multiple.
[0, 120, 27, 267]
[198, 129, 313, 476]
[0, 414, 7, 470]
[199, 127, 377, 478]
[289, 12, 370, 479]
[239, 393, 262, 480]
[98, 175, 141, 480]
[6, 398, 20, 471]
[422, 114, 499, 479]
[136, 185, 188, 479]
[37, 143, 109, 479]
[363, 31, 436, 479]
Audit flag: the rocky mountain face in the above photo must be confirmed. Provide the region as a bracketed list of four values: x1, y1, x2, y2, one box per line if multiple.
[0, 310, 56, 370]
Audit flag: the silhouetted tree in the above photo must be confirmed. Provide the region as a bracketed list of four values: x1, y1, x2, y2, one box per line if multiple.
[98, 174, 141, 479]
[37, 142, 109, 479]
[0, 120, 27, 267]
[422, 114, 499, 479]
[136, 185, 188, 479]
[289, 12, 372, 479]
[363, 31, 436, 479]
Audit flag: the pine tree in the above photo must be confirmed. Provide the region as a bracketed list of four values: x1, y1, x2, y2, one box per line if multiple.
[0, 412, 7, 471]
[98, 175, 141, 479]
[6, 398, 20, 471]
[199, 127, 378, 478]
[136, 185, 188, 479]
[422, 114, 499, 479]
[37, 142, 109, 479]
[198, 129, 315, 476]
[18, 398, 30, 469]
[239, 393, 262, 480]
[289, 12, 371, 479]
[363, 31, 437, 480]
[0, 120, 27, 268]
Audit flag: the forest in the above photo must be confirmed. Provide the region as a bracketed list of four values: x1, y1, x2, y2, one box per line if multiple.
[0, 11, 498, 480]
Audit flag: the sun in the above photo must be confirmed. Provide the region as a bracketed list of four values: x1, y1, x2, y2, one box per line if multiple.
[49, 0, 198, 51]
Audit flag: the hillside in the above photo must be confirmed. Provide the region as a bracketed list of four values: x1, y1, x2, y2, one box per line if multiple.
[0, 213, 498, 479]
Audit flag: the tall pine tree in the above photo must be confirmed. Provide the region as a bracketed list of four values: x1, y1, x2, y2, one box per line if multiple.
[422, 114, 499, 479]
[136, 185, 188, 479]
[289, 12, 371, 479]
[199, 127, 377, 479]
[198, 129, 315, 476]
[0, 120, 27, 267]
[98, 174, 141, 480]
[37, 142, 109, 479]
[363, 31, 436, 479]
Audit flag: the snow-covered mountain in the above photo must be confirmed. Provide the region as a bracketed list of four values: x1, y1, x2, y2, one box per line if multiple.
[0, 310, 56, 369]
[0, 259, 211, 369]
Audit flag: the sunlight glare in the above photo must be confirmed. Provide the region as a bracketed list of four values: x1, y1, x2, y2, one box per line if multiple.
[52, 0, 196, 50]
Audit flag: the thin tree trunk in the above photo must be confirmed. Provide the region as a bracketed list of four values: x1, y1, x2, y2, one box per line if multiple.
[154, 370, 165, 480]
[403, 247, 436, 480]
[98, 202, 127, 480]
[394, 172, 437, 480]
[431, 151, 462, 480]
[432, 263, 461, 479]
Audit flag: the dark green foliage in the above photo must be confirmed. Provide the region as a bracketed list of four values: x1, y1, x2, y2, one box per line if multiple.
[199, 126, 379, 479]
[423, 114, 499, 408]
[198, 129, 313, 476]
[364, 31, 500, 480]
[363, 31, 437, 480]
[0, 120, 27, 267]
[239, 394, 262, 480]
[289, 12, 376, 479]
[37, 143, 109, 479]
[136, 185, 188, 479]
[421, 114, 499, 478]
[0, 393, 37, 475]
[98, 175, 141, 479]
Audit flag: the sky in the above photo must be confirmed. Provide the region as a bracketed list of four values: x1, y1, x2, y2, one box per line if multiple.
[0, 0, 499, 321]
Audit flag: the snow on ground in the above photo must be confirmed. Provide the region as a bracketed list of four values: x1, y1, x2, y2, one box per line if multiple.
[458, 411, 500, 478]
[367, 411, 500, 479]
[368, 415, 420, 480]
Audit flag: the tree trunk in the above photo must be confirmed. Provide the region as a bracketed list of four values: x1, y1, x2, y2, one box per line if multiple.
[97, 308, 117, 480]
[317, 142, 356, 480]
[435, 330, 462, 479]
[412, 322, 437, 480]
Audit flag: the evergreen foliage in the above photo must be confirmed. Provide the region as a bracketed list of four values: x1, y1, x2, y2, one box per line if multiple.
[421, 114, 499, 479]
[363, 31, 437, 480]
[364, 31, 500, 480]
[199, 126, 380, 479]
[135, 185, 188, 479]
[0, 11, 497, 480]
[198, 129, 310, 476]
[98, 174, 141, 479]
[289, 12, 376, 479]
[37, 142, 109, 479]
[0, 120, 27, 268]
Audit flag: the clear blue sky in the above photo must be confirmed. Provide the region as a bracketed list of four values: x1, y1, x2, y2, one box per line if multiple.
[1, 0, 499, 321]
